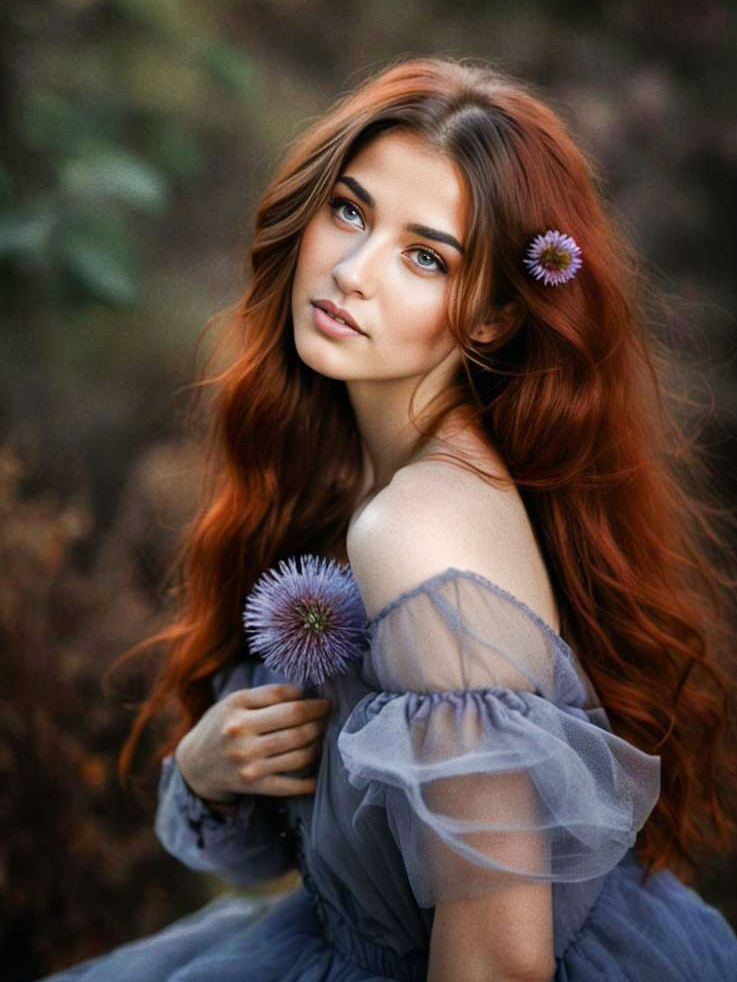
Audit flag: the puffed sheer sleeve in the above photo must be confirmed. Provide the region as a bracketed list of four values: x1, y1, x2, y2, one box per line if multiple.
[336, 570, 661, 908]
[154, 661, 296, 886]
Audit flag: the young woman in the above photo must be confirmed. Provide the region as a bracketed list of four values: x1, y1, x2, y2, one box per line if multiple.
[38, 56, 737, 981]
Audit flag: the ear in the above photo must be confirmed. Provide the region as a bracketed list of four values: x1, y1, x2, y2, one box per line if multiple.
[470, 301, 525, 345]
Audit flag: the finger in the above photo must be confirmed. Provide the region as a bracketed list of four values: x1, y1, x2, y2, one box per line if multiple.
[256, 740, 322, 777]
[249, 697, 333, 734]
[259, 774, 318, 796]
[255, 719, 326, 755]
[227, 683, 306, 709]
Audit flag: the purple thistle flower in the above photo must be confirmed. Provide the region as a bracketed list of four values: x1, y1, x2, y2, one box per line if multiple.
[242, 554, 368, 686]
[523, 229, 583, 287]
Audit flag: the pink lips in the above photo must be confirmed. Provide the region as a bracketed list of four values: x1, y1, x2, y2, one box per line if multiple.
[311, 303, 365, 339]
[312, 299, 363, 334]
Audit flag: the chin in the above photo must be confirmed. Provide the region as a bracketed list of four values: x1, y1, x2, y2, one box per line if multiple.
[293, 328, 350, 381]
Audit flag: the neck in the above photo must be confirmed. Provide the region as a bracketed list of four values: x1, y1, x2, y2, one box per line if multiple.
[346, 365, 476, 494]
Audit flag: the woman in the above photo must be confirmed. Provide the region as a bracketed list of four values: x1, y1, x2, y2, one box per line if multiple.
[38, 56, 737, 981]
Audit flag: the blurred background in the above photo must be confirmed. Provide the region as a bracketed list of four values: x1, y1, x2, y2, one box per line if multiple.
[2, 1, 736, 978]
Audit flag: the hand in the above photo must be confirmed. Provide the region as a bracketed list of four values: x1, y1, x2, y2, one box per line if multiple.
[174, 682, 333, 803]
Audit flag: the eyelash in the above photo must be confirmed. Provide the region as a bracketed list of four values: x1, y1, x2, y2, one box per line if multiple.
[327, 196, 448, 274]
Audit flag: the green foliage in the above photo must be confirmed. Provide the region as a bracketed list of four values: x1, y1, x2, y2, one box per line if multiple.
[3, 2, 737, 978]
[60, 149, 169, 213]
[0, 200, 55, 257]
[61, 218, 141, 306]
[203, 42, 262, 96]
[1, 0, 259, 309]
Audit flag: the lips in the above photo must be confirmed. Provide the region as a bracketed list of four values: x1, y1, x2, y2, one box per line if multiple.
[312, 299, 364, 334]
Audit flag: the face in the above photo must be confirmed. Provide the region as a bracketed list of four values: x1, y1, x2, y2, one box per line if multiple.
[290, 129, 469, 385]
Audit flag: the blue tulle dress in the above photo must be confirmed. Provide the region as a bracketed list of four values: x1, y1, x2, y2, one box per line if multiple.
[38, 567, 737, 981]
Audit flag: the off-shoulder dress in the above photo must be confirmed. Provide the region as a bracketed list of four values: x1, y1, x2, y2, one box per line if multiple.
[37, 566, 737, 981]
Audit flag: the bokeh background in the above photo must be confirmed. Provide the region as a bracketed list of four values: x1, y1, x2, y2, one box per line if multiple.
[2, 1, 737, 979]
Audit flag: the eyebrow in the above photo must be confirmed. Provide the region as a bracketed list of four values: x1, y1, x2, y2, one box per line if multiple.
[335, 175, 465, 255]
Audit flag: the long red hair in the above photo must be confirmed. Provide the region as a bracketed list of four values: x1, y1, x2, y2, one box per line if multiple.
[118, 55, 737, 883]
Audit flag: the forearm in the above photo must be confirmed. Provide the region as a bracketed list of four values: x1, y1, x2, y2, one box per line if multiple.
[427, 882, 555, 982]
[428, 943, 555, 982]
[428, 958, 553, 982]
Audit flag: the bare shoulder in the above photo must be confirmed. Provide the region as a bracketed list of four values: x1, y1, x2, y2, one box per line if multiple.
[347, 452, 560, 630]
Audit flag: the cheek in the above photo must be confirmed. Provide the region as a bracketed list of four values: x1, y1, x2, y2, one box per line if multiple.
[391, 280, 452, 348]
[296, 216, 334, 277]
[373, 301, 456, 375]
[292, 226, 317, 303]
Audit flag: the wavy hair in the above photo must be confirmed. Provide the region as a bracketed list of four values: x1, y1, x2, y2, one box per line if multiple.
[118, 55, 737, 883]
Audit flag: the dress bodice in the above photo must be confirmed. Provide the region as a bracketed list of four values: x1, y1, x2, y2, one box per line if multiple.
[39, 565, 737, 982]
[208, 563, 661, 972]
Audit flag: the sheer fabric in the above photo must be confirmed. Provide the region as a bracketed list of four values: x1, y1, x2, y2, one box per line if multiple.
[33, 565, 737, 981]
[337, 569, 661, 907]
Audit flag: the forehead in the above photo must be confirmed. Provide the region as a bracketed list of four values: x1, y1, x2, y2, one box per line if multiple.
[342, 129, 469, 241]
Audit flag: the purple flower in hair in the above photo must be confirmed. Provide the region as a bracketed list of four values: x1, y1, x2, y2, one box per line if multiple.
[523, 229, 583, 287]
[243, 554, 368, 686]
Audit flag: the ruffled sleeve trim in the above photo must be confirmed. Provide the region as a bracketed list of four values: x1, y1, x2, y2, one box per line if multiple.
[159, 754, 256, 848]
[337, 686, 660, 906]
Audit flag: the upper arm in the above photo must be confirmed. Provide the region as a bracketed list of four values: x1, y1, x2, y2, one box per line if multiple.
[347, 459, 559, 633]
[348, 463, 557, 979]
[429, 888, 555, 982]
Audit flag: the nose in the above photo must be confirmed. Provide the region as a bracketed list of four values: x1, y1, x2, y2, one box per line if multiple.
[332, 236, 382, 298]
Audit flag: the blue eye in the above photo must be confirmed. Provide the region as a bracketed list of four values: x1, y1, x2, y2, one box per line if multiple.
[409, 247, 446, 273]
[327, 196, 448, 275]
[328, 196, 364, 227]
